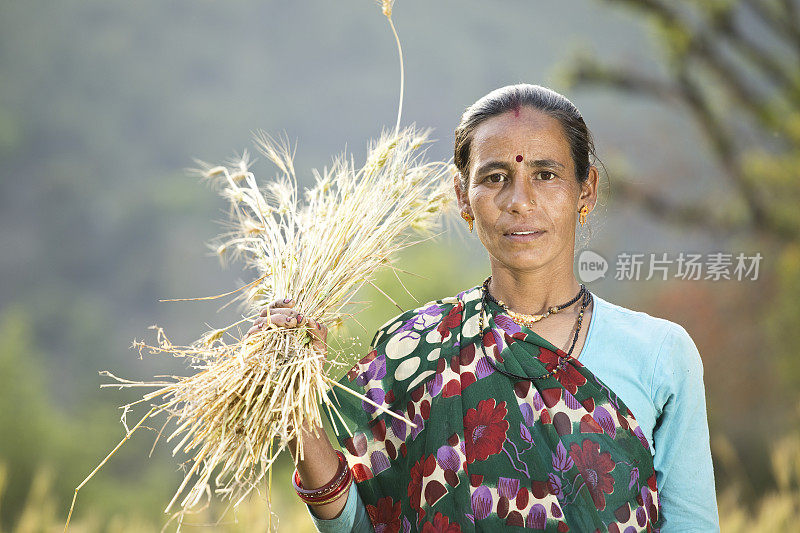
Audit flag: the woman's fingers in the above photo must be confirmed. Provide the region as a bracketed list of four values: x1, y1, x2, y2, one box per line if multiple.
[246, 306, 299, 337]
[305, 319, 327, 343]
[299, 318, 329, 372]
[261, 297, 295, 316]
[245, 300, 328, 357]
[264, 309, 300, 327]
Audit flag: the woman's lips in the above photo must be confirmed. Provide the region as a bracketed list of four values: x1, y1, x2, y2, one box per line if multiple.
[503, 230, 546, 242]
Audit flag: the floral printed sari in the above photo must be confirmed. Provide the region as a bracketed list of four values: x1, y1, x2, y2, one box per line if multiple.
[326, 286, 661, 532]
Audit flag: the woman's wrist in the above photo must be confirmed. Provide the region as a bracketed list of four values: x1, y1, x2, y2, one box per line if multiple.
[289, 420, 350, 519]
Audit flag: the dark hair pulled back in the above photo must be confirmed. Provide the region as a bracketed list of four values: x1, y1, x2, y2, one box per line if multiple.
[454, 84, 600, 190]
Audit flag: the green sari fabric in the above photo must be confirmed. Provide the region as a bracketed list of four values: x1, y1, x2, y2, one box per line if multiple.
[326, 286, 661, 532]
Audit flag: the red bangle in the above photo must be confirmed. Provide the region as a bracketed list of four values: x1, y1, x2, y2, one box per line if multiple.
[298, 468, 352, 506]
[293, 450, 352, 505]
[293, 450, 347, 494]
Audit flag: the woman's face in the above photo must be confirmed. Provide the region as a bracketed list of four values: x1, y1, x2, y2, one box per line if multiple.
[454, 106, 598, 274]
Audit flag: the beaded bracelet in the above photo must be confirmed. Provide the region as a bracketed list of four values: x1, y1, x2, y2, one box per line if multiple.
[298, 471, 352, 506]
[293, 450, 353, 506]
[293, 451, 348, 496]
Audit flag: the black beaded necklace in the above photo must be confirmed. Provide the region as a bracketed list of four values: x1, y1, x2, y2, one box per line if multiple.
[478, 277, 592, 381]
[482, 276, 586, 326]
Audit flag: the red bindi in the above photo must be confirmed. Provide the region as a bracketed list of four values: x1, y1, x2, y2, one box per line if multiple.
[515, 154, 523, 163]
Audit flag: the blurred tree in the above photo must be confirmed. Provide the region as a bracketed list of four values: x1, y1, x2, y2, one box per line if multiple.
[0, 308, 181, 528]
[0, 308, 54, 526]
[555, 0, 800, 506]
[559, 0, 800, 242]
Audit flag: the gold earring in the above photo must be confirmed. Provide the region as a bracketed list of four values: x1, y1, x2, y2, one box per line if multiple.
[579, 205, 589, 226]
[461, 211, 474, 232]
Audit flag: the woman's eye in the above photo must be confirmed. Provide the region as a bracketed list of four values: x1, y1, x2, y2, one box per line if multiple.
[485, 173, 506, 183]
[537, 171, 556, 181]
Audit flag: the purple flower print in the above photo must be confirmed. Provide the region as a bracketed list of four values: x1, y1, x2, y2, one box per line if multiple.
[494, 314, 522, 335]
[391, 411, 407, 440]
[636, 506, 647, 527]
[548, 473, 564, 502]
[640, 486, 653, 510]
[370, 451, 391, 475]
[370, 355, 387, 380]
[355, 369, 373, 387]
[563, 389, 581, 410]
[395, 304, 444, 341]
[552, 441, 574, 472]
[629, 467, 639, 490]
[362, 387, 386, 414]
[426, 373, 443, 398]
[532, 391, 544, 411]
[475, 357, 495, 379]
[520, 403, 537, 427]
[525, 504, 547, 529]
[410, 414, 425, 440]
[490, 328, 504, 349]
[471, 486, 493, 520]
[356, 355, 387, 386]
[520, 423, 533, 444]
[498, 477, 520, 500]
[633, 426, 649, 449]
[420, 303, 444, 318]
[436, 445, 460, 471]
[395, 317, 416, 334]
[593, 405, 616, 438]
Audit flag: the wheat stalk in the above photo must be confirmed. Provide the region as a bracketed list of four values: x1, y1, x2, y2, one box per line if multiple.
[64, 3, 453, 530]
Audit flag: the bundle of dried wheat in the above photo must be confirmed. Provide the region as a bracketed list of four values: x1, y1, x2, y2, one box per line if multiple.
[64, 2, 454, 530]
[66, 126, 454, 529]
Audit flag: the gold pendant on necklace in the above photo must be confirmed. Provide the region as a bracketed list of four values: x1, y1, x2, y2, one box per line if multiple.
[505, 306, 559, 327]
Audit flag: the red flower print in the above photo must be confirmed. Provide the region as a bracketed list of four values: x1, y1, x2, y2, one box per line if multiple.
[463, 399, 509, 464]
[568, 439, 616, 510]
[347, 363, 359, 382]
[421, 512, 462, 533]
[366, 496, 402, 533]
[348, 349, 378, 381]
[408, 454, 437, 517]
[436, 304, 462, 340]
[359, 349, 378, 366]
[538, 348, 587, 394]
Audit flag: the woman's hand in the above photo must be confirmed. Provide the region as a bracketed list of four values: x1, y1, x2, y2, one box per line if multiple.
[246, 297, 328, 359]
[247, 299, 347, 520]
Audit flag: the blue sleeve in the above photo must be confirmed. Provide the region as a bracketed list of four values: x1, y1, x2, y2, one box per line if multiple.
[306, 484, 375, 533]
[651, 324, 720, 532]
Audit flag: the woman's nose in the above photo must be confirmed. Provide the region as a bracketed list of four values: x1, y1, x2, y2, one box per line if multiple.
[505, 176, 535, 213]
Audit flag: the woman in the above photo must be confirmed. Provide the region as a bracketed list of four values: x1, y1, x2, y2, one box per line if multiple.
[251, 84, 719, 532]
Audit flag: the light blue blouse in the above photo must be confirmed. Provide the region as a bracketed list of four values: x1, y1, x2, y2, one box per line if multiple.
[308, 292, 720, 532]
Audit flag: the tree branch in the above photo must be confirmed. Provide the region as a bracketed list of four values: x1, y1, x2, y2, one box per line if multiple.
[566, 60, 682, 101]
[604, 0, 787, 134]
[743, 0, 800, 56]
[709, 7, 799, 97]
[609, 179, 748, 237]
[565, 59, 773, 234]
[565, 0, 800, 243]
